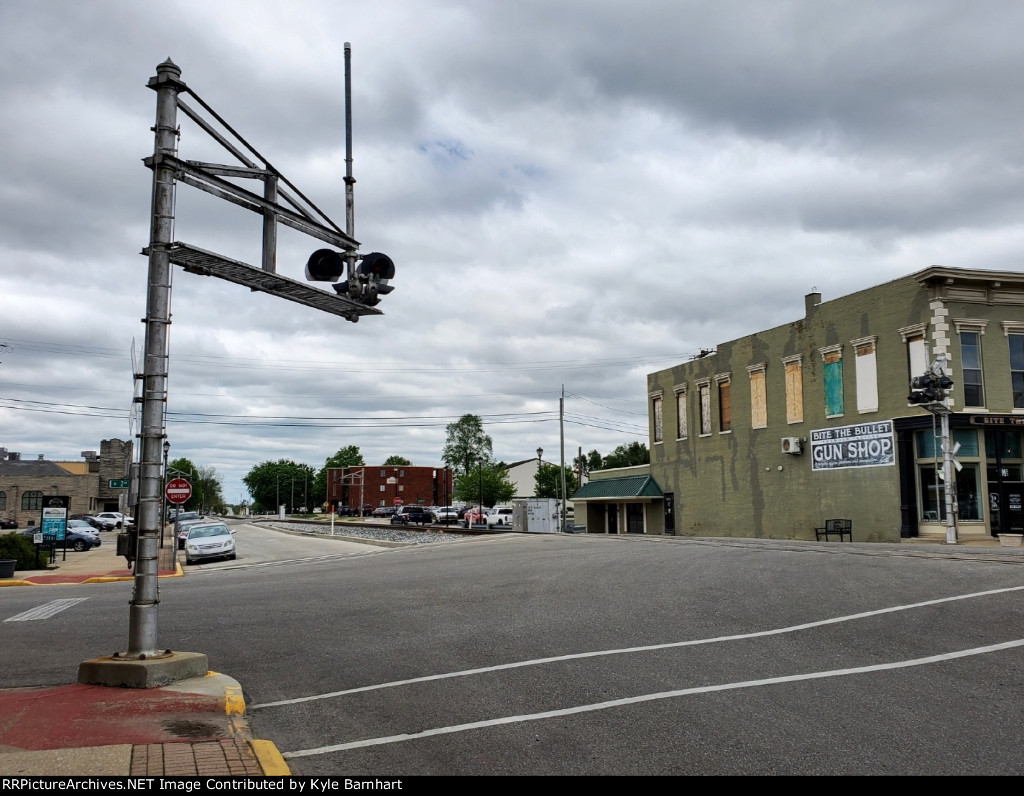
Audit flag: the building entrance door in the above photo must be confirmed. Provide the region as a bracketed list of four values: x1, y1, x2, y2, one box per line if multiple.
[664, 493, 675, 535]
[607, 504, 618, 534]
[990, 481, 1024, 535]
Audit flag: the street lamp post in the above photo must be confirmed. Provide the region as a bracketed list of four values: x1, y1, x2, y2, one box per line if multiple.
[160, 441, 170, 548]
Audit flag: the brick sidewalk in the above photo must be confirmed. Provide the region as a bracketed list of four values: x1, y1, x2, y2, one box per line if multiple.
[130, 737, 263, 776]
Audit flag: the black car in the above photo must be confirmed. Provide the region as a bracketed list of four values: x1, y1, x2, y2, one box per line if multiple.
[0, 518, 17, 530]
[390, 506, 432, 525]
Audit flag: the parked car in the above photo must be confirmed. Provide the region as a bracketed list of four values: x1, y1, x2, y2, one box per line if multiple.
[87, 515, 117, 531]
[181, 521, 236, 565]
[390, 506, 432, 525]
[0, 518, 17, 530]
[463, 506, 487, 526]
[432, 506, 459, 524]
[486, 506, 514, 527]
[173, 511, 202, 535]
[23, 521, 101, 551]
[372, 506, 397, 518]
[176, 518, 209, 549]
[94, 512, 133, 529]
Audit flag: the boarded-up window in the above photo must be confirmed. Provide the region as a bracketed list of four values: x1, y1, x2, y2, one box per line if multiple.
[854, 338, 878, 413]
[675, 389, 687, 439]
[784, 358, 803, 424]
[718, 379, 732, 432]
[699, 382, 712, 435]
[907, 333, 928, 379]
[823, 349, 844, 418]
[652, 395, 663, 443]
[749, 368, 767, 428]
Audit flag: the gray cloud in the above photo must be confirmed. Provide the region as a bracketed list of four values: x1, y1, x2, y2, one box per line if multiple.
[2, 0, 1021, 500]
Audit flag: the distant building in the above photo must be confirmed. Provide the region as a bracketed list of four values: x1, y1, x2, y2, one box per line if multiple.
[575, 266, 1024, 543]
[327, 465, 454, 510]
[0, 439, 133, 527]
[503, 457, 547, 499]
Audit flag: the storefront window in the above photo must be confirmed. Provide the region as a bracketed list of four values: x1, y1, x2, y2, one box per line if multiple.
[919, 465, 982, 521]
[985, 430, 1022, 460]
[916, 429, 978, 458]
[916, 429, 982, 522]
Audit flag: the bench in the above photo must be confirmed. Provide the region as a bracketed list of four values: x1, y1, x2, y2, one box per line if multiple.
[815, 518, 852, 542]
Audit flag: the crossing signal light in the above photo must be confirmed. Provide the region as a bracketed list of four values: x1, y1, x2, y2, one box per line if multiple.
[305, 249, 345, 282]
[908, 370, 953, 405]
[332, 251, 395, 306]
[907, 387, 939, 404]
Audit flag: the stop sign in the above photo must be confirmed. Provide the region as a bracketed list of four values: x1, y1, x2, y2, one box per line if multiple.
[165, 478, 192, 505]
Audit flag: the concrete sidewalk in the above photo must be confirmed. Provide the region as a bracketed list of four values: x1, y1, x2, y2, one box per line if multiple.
[0, 531, 180, 586]
[0, 533, 289, 776]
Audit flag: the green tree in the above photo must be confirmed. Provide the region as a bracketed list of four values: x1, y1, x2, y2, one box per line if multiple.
[383, 455, 411, 466]
[196, 464, 225, 513]
[602, 441, 650, 469]
[311, 445, 365, 506]
[454, 461, 515, 507]
[244, 459, 317, 513]
[534, 463, 579, 500]
[442, 414, 493, 478]
[586, 449, 603, 472]
[166, 457, 222, 513]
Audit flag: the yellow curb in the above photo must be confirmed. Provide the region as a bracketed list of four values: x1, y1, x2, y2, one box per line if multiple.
[224, 685, 246, 716]
[250, 740, 292, 776]
[0, 579, 37, 587]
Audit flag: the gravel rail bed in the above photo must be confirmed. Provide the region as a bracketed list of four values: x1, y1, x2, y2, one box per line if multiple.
[264, 521, 465, 545]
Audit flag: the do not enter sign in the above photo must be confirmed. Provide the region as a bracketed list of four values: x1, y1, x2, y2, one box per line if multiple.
[165, 478, 192, 504]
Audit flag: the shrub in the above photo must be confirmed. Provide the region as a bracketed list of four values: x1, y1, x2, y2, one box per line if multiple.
[0, 532, 38, 570]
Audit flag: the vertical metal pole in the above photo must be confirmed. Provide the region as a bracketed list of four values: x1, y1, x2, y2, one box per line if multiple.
[942, 410, 957, 544]
[343, 43, 358, 294]
[262, 174, 278, 274]
[560, 385, 567, 532]
[129, 59, 183, 658]
[160, 444, 168, 548]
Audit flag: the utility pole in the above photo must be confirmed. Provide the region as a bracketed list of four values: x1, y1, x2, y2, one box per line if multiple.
[560, 385, 567, 532]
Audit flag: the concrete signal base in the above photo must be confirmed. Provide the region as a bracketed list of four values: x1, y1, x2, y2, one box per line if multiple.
[78, 651, 210, 689]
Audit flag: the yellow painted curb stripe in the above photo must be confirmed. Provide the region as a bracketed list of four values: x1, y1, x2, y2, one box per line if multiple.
[251, 739, 292, 776]
[225, 684, 246, 716]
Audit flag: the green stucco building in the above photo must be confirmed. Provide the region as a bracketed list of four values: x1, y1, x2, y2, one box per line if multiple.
[576, 266, 1024, 543]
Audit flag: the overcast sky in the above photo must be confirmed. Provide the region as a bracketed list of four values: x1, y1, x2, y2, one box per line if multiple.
[3, 1, 1024, 505]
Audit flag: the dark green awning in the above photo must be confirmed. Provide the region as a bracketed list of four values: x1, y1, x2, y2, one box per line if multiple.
[572, 475, 663, 501]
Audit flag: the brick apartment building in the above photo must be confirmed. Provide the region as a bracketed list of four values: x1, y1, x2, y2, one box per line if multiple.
[327, 465, 455, 511]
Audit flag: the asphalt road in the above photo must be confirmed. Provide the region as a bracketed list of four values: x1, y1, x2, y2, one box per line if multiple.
[2, 524, 1023, 775]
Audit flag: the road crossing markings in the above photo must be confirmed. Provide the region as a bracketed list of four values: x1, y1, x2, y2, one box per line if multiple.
[282, 638, 1024, 759]
[5, 598, 89, 622]
[251, 583, 1024, 710]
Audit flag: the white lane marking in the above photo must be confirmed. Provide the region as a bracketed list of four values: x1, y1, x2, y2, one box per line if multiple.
[283, 638, 1024, 758]
[5, 598, 90, 622]
[252, 584, 1024, 710]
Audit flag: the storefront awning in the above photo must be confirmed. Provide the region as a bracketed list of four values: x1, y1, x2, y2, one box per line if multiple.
[572, 475, 664, 501]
